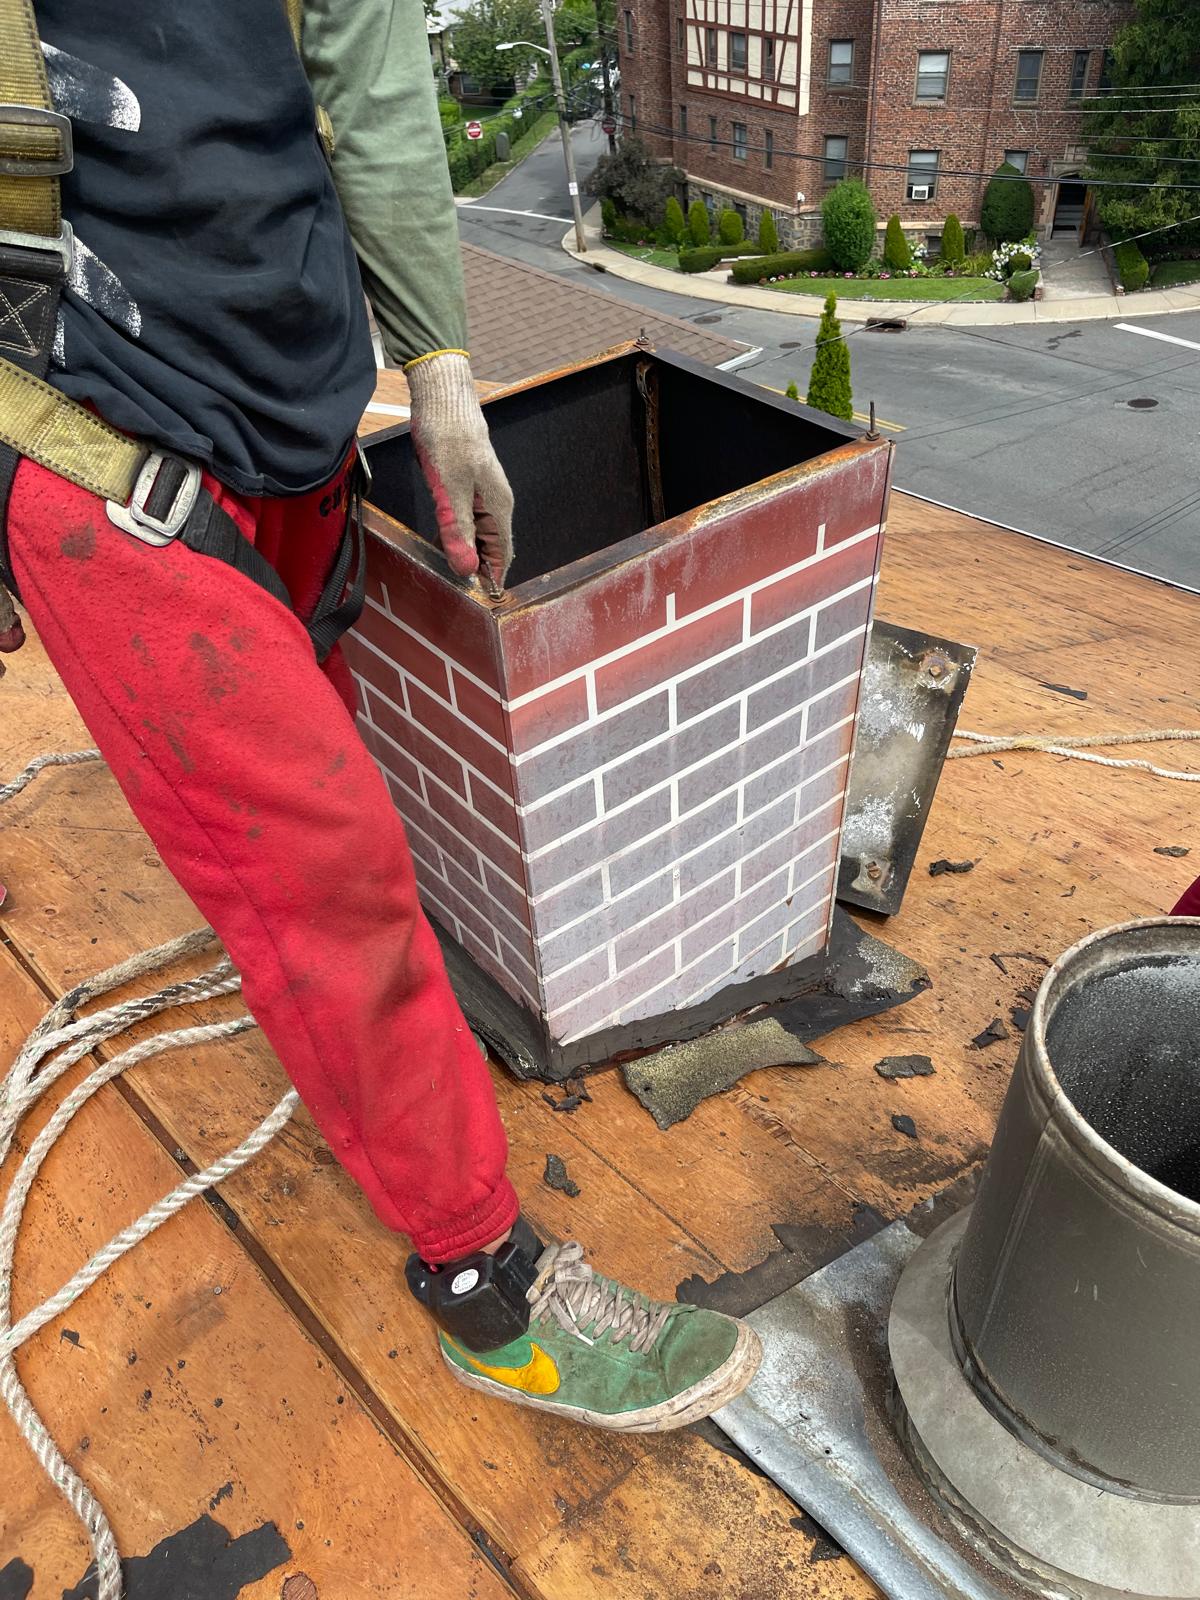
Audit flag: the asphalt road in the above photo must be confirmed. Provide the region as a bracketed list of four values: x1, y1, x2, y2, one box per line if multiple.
[459, 128, 1200, 591]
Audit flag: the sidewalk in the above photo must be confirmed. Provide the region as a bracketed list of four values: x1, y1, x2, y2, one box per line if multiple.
[562, 219, 1200, 327]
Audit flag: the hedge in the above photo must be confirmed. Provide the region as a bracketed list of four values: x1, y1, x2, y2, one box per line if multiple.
[679, 242, 763, 272]
[1007, 269, 1038, 302]
[444, 77, 553, 192]
[729, 247, 834, 284]
[1113, 238, 1150, 292]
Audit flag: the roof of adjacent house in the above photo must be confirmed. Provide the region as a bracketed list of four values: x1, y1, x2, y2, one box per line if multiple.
[460, 243, 750, 383]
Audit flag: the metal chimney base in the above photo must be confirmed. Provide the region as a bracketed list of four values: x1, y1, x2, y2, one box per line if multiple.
[891, 1210, 1200, 1600]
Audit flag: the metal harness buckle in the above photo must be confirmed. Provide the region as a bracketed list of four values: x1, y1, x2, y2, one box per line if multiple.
[106, 454, 202, 548]
[0, 104, 73, 177]
[0, 219, 74, 275]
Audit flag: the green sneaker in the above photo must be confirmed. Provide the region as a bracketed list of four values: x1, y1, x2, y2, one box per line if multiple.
[438, 1241, 761, 1432]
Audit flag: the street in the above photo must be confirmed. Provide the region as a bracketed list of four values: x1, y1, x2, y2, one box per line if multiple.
[459, 128, 1200, 591]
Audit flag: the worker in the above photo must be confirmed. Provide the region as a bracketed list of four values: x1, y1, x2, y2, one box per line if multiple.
[0, 0, 761, 1429]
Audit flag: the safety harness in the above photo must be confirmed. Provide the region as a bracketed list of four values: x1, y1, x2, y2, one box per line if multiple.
[0, 0, 364, 662]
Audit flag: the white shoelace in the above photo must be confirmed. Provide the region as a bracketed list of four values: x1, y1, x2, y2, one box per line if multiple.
[528, 1242, 672, 1354]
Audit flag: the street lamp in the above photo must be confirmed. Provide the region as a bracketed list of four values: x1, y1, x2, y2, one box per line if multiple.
[497, 3, 587, 254]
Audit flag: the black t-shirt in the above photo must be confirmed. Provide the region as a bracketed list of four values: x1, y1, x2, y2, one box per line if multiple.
[34, 3, 376, 495]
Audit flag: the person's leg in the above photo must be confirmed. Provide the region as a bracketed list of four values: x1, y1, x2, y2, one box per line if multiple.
[7, 454, 517, 1262]
[1171, 876, 1200, 917]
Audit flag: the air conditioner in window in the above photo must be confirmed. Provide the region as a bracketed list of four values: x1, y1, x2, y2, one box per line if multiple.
[910, 184, 931, 201]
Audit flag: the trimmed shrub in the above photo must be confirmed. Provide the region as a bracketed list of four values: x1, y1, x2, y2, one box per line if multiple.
[664, 195, 686, 246]
[729, 246, 834, 284]
[679, 242, 762, 272]
[1003, 249, 1033, 277]
[1007, 269, 1038, 302]
[941, 213, 965, 265]
[688, 199, 711, 246]
[600, 197, 618, 234]
[758, 209, 779, 254]
[785, 380, 800, 400]
[806, 293, 853, 421]
[718, 207, 745, 246]
[981, 162, 1034, 243]
[821, 179, 876, 270]
[1113, 238, 1150, 292]
[883, 215, 912, 271]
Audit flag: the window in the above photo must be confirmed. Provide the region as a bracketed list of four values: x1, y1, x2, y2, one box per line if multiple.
[628, 92, 636, 130]
[828, 40, 854, 85]
[916, 50, 949, 101]
[907, 149, 939, 199]
[1004, 148, 1029, 174]
[763, 37, 777, 83]
[765, 129, 774, 169]
[680, 104, 688, 137]
[706, 27, 717, 66]
[624, 9, 633, 51]
[709, 114, 718, 151]
[823, 135, 848, 182]
[1070, 49, 1090, 98]
[1014, 49, 1043, 102]
[730, 31, 747, 73]
[677, 17, 685, 54]
[733, 122, 748, 161]
[733, 201, 748, 229]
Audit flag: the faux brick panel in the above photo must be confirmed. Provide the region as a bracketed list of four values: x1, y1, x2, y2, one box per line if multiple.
[669, 793, 757, 899]
[520, 780, 598, 856]
[466, 772, 521, 847]
[737, 874, 835, 968]
[499, 577, 669, 701]
[677, 706, 805, 817]
[419, 866, 515, 964]
[814, 582, 875, 654]
[807, 674, 863, 740]
[611, 791, 738, 900]
[675, 613, 809, 725]
[741, 806, 840, 895]
[784, 903, 832, 959]
[530, 870, 606, 938]
[679, 864, 786, 969]
[633, 936, 738, 1022]
[420, 779, 525, 889]
[484, 860, 532, 930]
[364, 686, 467, 802]
[357, 713, 423, 804]
[615, 868, 737, 972]
[550, 943, 679, 1041]
[451, 670, 507, 745]
[367, 536, 498, 687]
[444, 841, 531, 955]
[603, 703, 741, 812]
[525, 787, 673, 898]
[407, 680, 514, 798]
[750, 530, 879, 636]
[541, 945, 612, 1014]
[746, 630, 865, 734]
[517, 691, 669, 804]
[741, 719, 855, 820]
[346, 644, 407, 711]
[507, 676, 591, 755]
[593, 600, 743, 715]
[354, 601, 450, 701]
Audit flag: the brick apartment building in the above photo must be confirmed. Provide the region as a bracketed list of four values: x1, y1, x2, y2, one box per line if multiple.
[616, 0, 1133, 250]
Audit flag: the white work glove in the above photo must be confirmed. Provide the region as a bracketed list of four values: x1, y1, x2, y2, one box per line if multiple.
[406, 351, 514, 595]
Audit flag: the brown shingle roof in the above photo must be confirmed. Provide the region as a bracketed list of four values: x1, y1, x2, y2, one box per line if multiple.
[461, 244, 748, 383]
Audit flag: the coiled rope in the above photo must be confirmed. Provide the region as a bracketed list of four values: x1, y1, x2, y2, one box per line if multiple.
[1, 753, 297, 1600]
[949, 727, 1200, 782]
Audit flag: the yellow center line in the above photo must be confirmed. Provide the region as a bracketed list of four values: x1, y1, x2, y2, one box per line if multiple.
[761, 383, 905, 432]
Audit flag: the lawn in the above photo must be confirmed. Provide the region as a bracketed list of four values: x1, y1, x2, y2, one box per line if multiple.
[766, 275, 1006, 302]
[455, 112, 558, 198]
[1150, 258, 1200, 289]
[605, 240, 684, 270]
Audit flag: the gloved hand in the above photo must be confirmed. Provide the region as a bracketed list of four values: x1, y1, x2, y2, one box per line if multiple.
[406, 351, 514, 595]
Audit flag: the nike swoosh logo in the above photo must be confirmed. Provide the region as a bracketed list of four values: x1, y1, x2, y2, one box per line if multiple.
[445, 1337, 561, 1395]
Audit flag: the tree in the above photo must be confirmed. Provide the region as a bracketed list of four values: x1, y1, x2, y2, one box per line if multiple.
[663, 196, 686, 245]
[453, 0, 543, 92]
[586, 137, 682, 224]
[718, 208, 744, 245]
[688, 198, 711, 245]
[883, 215, 911, 270]
[821, 179, 876, 270]
[981, 162, 1035, 242]
[941, 213, 965, 264]
[1085, 0, 1200, 248]
[806, 294, 853, 421]
[758, 209, 779, 253]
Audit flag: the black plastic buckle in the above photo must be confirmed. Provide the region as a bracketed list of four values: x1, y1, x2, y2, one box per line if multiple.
[0, 105, 73, 178]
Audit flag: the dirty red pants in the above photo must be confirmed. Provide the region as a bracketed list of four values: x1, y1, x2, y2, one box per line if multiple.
[8, 451, 518, 1262]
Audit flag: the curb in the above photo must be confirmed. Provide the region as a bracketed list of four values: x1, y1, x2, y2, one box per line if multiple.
[561, 224, 1200, 327]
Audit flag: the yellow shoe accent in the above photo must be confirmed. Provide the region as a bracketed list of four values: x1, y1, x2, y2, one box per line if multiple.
[444, 1336, 561, 1395]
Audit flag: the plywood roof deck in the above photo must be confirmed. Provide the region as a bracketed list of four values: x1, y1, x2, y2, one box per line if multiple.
[2, 472, 1197, 1597]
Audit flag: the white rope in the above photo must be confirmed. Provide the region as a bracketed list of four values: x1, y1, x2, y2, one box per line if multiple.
[950, 727, 1200, 782]
[1, 752, 299, 1600]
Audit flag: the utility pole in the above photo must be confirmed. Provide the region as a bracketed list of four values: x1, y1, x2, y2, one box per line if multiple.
[540, 0, 588, 253]
[599, 35, 616, 154]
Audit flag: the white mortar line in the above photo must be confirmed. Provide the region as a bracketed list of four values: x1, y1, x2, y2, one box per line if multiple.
[372, 751, 527, 898]
[357, 674, 515, 805]
[352, 639, 509, 756]
[362, 595, 503, 704]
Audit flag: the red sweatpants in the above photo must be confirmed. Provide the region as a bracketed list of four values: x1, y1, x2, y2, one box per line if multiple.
[7, 450, 518, 1262]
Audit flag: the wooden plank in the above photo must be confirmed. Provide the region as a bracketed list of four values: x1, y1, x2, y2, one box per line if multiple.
[0, 946, 513, 1600]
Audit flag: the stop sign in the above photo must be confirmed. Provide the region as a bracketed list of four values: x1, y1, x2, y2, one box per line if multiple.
[601, 116, 616, 136]
[466, 120, 483, 141]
